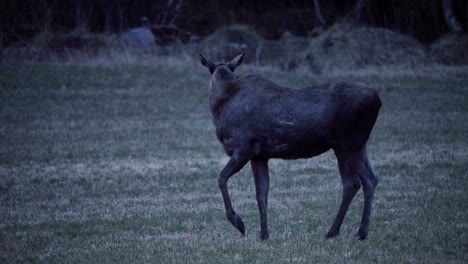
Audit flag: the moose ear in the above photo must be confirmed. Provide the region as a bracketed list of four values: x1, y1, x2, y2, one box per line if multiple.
[227, 52, 245, 72]
[199, 54, 216, 74]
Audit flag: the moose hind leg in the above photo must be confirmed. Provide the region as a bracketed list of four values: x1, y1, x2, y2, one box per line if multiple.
[251, 158, 270, 240]
[356, 156, 379, 240]
[326, 150, 361, 238]
[218, 151, 250, 236]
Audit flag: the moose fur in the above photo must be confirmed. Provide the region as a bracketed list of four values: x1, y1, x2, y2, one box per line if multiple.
[199, 52, 381, 240]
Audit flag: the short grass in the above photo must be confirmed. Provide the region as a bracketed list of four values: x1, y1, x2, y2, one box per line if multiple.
[0, 60, 467, 263]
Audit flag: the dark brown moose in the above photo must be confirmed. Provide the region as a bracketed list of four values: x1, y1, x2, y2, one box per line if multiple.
[199, 53, 381, 240]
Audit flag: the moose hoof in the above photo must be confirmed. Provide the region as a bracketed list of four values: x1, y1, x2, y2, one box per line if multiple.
[228, 214, 245, 236]
[325, 230, 339, 239]
[355, 230, 368, 240]
[236, 218, 246, 236]
[260, 231, 269, 241]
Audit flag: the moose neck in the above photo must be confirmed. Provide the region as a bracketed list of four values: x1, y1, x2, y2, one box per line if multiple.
[209, 66, 239, 126]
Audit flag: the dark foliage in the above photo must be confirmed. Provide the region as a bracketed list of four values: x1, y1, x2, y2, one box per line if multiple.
[0, 0, 467, 46]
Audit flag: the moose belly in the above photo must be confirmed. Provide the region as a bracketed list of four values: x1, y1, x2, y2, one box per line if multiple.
[259, 135, 331, 160]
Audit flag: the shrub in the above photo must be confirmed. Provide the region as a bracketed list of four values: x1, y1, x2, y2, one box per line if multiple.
[430, 34, 468, 65]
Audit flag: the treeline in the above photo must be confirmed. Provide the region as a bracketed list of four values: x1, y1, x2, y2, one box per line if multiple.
[1, 0, 466, 46]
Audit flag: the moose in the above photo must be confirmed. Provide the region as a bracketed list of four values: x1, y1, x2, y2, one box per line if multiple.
[199, 53, 381, 240]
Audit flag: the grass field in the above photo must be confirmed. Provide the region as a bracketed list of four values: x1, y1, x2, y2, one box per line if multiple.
[0, 59, 467, 263]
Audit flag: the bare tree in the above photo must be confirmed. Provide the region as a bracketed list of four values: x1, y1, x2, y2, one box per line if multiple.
[101, 0, 124, 33]
[158, 0, 184, 25]
[168, 0, 183, 25]
[350, 0, 367, 25]
[442, 0, 463, 33]
[313, 0, 327, 28]
[75, 0, 95, 31]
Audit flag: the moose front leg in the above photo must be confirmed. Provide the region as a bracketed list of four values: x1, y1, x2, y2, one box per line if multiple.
[251, 158, 270, 240]
[218, 151, 250, 236]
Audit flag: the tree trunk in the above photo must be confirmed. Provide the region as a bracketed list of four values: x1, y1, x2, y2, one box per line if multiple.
[75, 0, 83, 29]
[442, 0, 462, 33]
[104, 0, 113, 33]
[103, 0, 124, 33]
[116, 0, 123, 32]
[158, 0, 184, 25]
[350, 0, 367, 25]
[75, 0, 92, 31]
[313, 0, 327, 28]
[168, 0, 183, 25]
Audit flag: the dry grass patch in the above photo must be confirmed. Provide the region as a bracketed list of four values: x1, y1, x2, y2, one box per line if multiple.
[0, 61, 467, 263]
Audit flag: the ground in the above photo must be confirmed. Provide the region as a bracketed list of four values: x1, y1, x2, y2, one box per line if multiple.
[0, 60, 467, 263]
